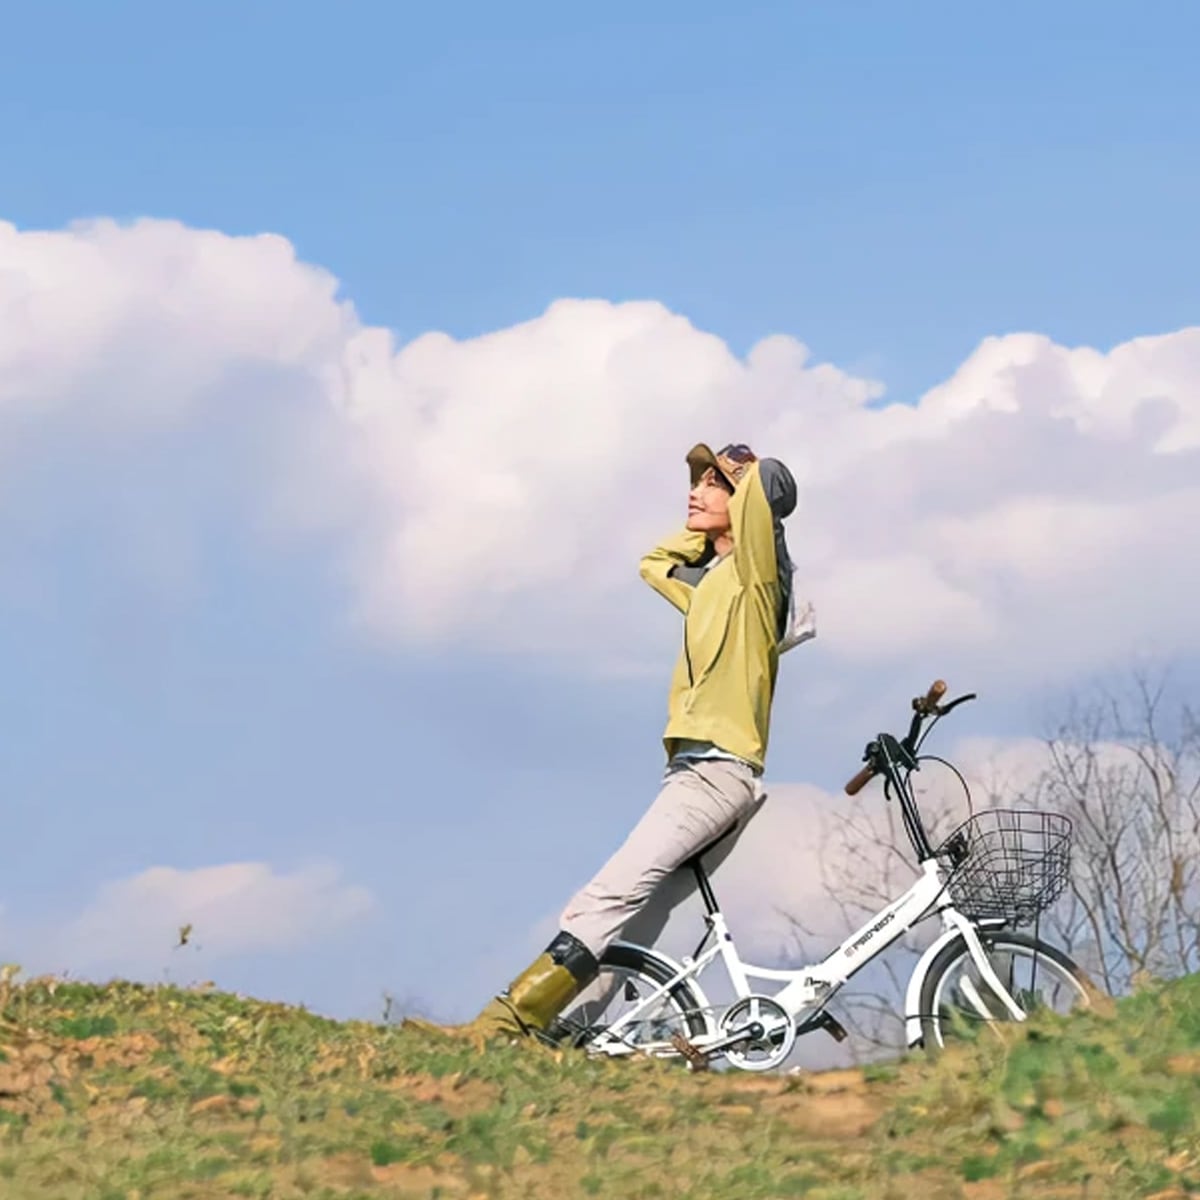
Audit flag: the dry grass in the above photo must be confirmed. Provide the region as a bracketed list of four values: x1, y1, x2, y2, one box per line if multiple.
[0, 969, 1197, 1198]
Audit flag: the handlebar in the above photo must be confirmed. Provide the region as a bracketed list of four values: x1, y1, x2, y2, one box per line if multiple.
[844, 763, 877, 796]
[916, 679, 947, 715]
[843, 679, 969, 795]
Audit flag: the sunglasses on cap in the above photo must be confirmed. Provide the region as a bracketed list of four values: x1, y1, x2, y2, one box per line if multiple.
[713, 443, 757, 486]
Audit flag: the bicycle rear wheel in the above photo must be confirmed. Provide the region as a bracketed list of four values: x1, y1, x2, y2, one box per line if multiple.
[552, 943, 711, 1056]
[919, 931, 1094, 1051]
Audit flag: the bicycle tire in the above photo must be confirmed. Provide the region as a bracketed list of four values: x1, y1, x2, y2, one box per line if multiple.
[560, 942, 711, 1050]
[919, 930, 1094, 1052]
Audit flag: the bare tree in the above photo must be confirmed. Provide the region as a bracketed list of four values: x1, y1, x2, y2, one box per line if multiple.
[1029, 669, 1200, 995]
[788, 666, 1199, 1056]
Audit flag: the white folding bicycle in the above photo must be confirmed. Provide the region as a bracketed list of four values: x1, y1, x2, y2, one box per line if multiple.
[553, 680, 1097, 1070]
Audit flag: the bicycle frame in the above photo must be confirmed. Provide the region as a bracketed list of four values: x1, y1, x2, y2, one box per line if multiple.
[590, 859, 1028, 1059]
[587, 683, 1035, 1061]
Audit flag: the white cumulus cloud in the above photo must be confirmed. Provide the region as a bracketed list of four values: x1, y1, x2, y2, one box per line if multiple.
[44, 862, 372, 977]
[1, 216, 1198, 692]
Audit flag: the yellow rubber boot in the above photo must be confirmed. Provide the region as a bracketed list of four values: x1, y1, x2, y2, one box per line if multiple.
[402, 995, 527, 1046]
[404, 932, 598, 1047]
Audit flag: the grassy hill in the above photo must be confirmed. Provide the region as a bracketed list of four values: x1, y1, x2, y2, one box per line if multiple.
[0, 967, 1197, 1199]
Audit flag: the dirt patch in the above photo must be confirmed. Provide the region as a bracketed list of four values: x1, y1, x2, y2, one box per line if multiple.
[770, 1089, 879, 1138]
[800, 1067, 868, 1095]
[190, 1093, 236, 1116]
[0, 1056, 55, 1096]
[370, 1161, 472, 1194]
[314, 1152, 375, 1189]
[0, 1029, 167, 1120]
[961, 1181, 1007, 1200]
[1165, 1053, 1200, 1076]
[736, 1068, 880, 1138]
[0, 1037, 69, 1115]
[72, 1031, 160, 1069]
[394, 1070, 499, 1117]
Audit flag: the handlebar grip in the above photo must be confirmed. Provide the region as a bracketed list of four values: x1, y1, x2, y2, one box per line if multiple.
[844, 764, 877, 796]
[919, 679, 947, 712]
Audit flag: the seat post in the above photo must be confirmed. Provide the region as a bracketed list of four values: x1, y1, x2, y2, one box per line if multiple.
[693, 861, 720, 915]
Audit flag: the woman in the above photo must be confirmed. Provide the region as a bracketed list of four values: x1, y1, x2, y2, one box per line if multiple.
[421, 441, 808, 1042]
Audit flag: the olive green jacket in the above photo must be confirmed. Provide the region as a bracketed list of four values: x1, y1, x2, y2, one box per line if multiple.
[639, 460, 795, 773]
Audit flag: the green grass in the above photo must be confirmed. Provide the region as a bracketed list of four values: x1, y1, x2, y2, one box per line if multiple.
[0, 971, 1197, 1198]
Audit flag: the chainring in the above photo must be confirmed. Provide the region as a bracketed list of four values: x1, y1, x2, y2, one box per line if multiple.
[719, 995, 796, 1071]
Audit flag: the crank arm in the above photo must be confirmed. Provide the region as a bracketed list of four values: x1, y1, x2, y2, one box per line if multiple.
[673, 1021, 765, 1062]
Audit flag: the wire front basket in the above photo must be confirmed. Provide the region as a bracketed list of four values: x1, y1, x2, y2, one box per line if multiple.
[935, 808, 1072, 927]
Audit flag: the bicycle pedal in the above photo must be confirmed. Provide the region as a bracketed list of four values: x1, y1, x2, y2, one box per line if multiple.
[669, 1032, 710, 1071]
[542, 1017, 590, 1049]
[818, 1013, 848, 1043]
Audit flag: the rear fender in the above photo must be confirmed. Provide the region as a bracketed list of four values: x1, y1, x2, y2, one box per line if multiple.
[609, 940, 716, 1034]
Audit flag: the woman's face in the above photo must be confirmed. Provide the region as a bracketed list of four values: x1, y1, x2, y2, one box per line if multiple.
[686, 468, 733, 538]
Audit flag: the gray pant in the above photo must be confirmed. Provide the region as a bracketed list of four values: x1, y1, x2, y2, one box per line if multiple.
[560, 756, 766, 960]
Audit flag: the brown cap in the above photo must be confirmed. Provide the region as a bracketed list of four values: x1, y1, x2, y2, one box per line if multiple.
[687, 442, 758, 489]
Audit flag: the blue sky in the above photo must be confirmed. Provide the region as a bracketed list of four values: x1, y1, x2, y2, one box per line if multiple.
[5, 0, 1198, 402]
[0, 2, 1198, 1029]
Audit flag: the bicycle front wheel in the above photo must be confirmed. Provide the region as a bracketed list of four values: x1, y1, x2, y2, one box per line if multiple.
[553, 943, 711, 1057]
[919, 930, 1094, 1051]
